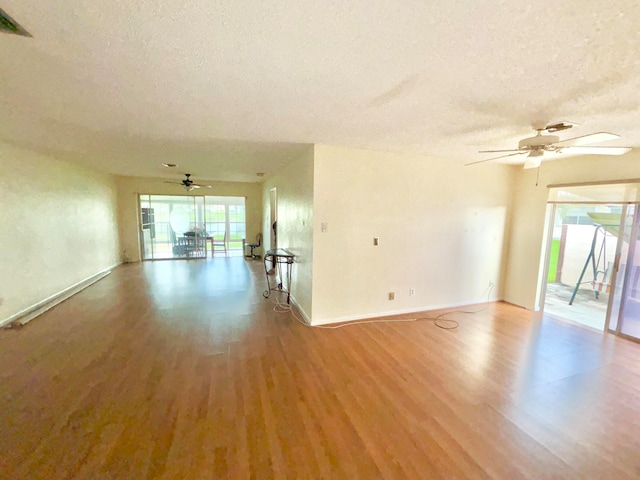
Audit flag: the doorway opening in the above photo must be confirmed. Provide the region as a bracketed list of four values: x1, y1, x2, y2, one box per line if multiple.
[269, 188, 277, 251]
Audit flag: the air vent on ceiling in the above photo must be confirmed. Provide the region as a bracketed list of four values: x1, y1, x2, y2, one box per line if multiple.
[0, 8, 31, 37]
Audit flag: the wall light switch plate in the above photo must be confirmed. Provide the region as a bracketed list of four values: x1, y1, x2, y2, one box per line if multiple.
[373, 237, 379, 246]
[321, 222, 328, 233]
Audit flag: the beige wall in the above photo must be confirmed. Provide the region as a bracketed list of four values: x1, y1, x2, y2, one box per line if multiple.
[0, 142, 120, 324]
[262, 148, 315, 320]
[311, 144, 513, 324]
[504, 151, 640, 310]
[116, 176, 263, 262]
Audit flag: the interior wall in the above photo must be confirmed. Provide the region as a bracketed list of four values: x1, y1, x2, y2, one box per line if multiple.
[262, 147, 315, 320]
[504, 151, 640, 310]
[0, 142, 120, 324]
[116, 176, 263, 262]
[311, 144, 513, 324]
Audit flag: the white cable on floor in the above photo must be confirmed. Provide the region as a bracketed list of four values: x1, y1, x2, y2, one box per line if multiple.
[269, 283, 494, 330]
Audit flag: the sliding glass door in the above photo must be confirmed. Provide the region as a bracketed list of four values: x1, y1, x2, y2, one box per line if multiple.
[542, 203, 620, 330]
[139, 194, 246, 260]
[140, 195, 206, 260]
[607, 205, 640, 340]
[543, 182, 640, 342]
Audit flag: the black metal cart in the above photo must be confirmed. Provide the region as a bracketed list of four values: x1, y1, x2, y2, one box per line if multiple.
[263, 248, 295, 304]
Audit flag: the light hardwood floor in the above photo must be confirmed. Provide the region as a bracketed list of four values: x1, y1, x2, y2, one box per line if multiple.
[2, 259, 640, 479]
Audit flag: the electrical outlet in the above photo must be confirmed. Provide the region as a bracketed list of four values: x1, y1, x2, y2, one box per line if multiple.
[388, 292, 395, 300]
[409, 288, 415, 296]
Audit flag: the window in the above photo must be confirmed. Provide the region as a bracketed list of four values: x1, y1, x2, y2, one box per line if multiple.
[204, 196, 246, 250]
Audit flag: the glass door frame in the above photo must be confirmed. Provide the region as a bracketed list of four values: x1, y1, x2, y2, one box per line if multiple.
[604, 204, 630, 333]
[605, 204, 640, 341]
[138, 194, 206, 261]
[538, 202, 619, 325]
[540, 200, 640, 342]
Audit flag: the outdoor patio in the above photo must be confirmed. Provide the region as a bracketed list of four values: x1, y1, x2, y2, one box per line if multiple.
[544, 282, 608, 331]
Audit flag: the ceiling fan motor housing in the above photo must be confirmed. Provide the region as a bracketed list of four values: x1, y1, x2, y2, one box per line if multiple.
[518, 134, 559, 150]
[182, 173, 193, 186]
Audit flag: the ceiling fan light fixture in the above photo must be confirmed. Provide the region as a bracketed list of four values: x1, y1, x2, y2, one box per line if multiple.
[523, 156, 543, 169]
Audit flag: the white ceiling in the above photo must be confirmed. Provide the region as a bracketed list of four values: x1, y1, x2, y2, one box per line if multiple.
[2, 1, 640, 183]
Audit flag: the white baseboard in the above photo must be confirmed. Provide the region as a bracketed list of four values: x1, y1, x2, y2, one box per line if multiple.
[309, 296, 502, 326]
[0, 263, 121, 328]
[289, 295, 311, 325]
[291, 297, 311, 325]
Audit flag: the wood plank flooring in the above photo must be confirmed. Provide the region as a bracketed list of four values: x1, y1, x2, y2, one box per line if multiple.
[2, 258, 640, 479]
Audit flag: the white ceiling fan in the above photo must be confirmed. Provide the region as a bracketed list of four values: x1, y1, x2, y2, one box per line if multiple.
[466, 122, 632, 169]
[164, 173, 212, 191]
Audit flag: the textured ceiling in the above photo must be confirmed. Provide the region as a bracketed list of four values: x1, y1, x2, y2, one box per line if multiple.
[1, 1, 640, 182]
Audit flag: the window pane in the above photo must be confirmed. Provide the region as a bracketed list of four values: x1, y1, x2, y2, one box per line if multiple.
[204, 196, 246, 250]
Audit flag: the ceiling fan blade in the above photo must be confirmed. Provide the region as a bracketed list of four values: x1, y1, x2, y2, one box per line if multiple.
[465, 151, 527, 166]
[523, 156, 543, 169]
[164, 181, 181, 185]
[554, 132, 620, 148]
[478, 149, 521, 153]
[559, 146, 632, 156]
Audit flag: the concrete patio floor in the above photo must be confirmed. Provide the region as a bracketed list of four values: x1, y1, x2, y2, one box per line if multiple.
[543, 282, 608, 331]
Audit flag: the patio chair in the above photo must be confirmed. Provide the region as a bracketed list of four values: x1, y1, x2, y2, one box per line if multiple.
[183, 230, 206, 258]
[212, 231, 228, 256]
